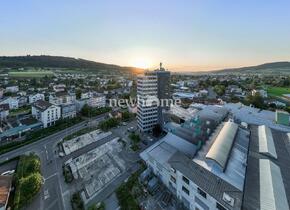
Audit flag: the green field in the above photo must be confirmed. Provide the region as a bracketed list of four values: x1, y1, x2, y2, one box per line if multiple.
[9, 71, 53, 78]
[268, 87, 290, 97]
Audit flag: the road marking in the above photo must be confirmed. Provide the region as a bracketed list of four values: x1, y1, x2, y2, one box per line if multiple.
[44, 189, 50, 200]
[44, 173, 57, 181]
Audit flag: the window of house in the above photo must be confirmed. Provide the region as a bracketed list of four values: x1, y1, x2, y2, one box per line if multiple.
[182, 176, 189, 185]
[197, 188, 207, 199]
[170, 176, 176, 184]
[216, 203, 227, 210]
[182, 186, 189, 195]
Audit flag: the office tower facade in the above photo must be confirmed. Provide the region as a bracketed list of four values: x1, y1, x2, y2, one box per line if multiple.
[155, 63, 171, 126]
[137, 74, 158, 132]
[137, 63, 171, 132]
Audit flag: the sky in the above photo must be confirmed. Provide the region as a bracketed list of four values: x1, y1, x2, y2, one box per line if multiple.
[1, 0, 290, 71]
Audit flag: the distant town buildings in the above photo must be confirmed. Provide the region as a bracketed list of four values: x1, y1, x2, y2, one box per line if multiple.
[5, 85, 19, 93]
[251, 89, 268, 98]
[49, 91, 76, 105]
[0, 97, 19, 110]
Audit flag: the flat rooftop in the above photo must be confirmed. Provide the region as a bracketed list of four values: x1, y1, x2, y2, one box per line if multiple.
[224, 103, 290, 132]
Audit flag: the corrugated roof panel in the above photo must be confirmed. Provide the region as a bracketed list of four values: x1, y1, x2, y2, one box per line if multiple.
[206, 121, 238, 170]
[258, 125, 277, 159]
[259, 159, 289, 210]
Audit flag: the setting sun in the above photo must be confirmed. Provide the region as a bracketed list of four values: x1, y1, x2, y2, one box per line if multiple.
[130, 58, 152, 69]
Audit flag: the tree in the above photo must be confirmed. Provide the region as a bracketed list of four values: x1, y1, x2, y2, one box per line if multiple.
[245, 93, 265, 109]
[76, 89, 82, 99]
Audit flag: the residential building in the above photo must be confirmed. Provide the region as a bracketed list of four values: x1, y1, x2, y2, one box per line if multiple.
[52, 84, 66, 92]
[87, 93, 106, 108]
[0, 97, 18, 109]
[32, 100, 61, 128]
[29, 93, 45, 104]
[49, 91, 76, 105]
[5, 85, 19, 93]
[0, 104, 9, 120]
[137, 73, 158, 132]
[61, 103, 76, 119]
[17, 96, 28, 107]
[0, 117, 42, 140]
[251, 89, 268, 98]
[0, 88, 4, 99]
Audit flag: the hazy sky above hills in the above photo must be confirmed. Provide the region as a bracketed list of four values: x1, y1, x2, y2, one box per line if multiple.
[1, 0, 290, 71]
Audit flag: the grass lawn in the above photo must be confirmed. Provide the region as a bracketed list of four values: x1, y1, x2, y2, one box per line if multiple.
[267, 87, 290, 97]
[9, 71, 54, 78]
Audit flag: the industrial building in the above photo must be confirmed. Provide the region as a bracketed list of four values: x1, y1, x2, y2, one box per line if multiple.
[140, 104, 290, 210]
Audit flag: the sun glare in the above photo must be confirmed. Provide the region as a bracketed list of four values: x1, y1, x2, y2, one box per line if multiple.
[130, 58, 152, 69]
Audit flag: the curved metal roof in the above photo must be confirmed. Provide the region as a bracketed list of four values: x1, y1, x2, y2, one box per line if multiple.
[206, 121, 238, 170]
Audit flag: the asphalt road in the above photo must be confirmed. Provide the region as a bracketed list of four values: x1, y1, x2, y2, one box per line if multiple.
[0, 114, 107, 210]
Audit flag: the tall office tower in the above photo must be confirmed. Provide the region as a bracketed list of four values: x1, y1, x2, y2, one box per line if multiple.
[137, 63, 171, 132]
[137, 74, 158, 132]
[155, 62, 171, 126]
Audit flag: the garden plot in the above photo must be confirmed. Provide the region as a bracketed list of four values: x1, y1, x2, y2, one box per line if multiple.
[62, 130, 112, 155]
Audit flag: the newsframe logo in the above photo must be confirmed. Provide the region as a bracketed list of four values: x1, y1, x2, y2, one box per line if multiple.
[109, 96, 181, 108]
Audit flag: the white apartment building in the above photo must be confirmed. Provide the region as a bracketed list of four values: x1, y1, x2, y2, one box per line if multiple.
[29, 93, 45, 104]
[0, 104, 9, 120]
[49, 91, 76, 105]
[5, 86, 19, 93]
[86, 93, 106, 108]
[32, 100, 61, 128]
[137, 74, 158, 132]
[61, 103, 77, 119]
[0, 97, 19, 109]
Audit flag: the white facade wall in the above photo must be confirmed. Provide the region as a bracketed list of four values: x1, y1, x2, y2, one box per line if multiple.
[137, 75, 158, 132]
[5, 86, 19, 93]
[0, 110, 9, 120]
[88, 96, 106, 108]
[145, 158, 228, 210]
[0, 97, 19, 109]
[29, 93, 45, 104]
[32, 105, 61, 128]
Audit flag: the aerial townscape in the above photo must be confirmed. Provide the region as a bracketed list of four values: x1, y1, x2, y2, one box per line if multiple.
[1, 1, 290, 210]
